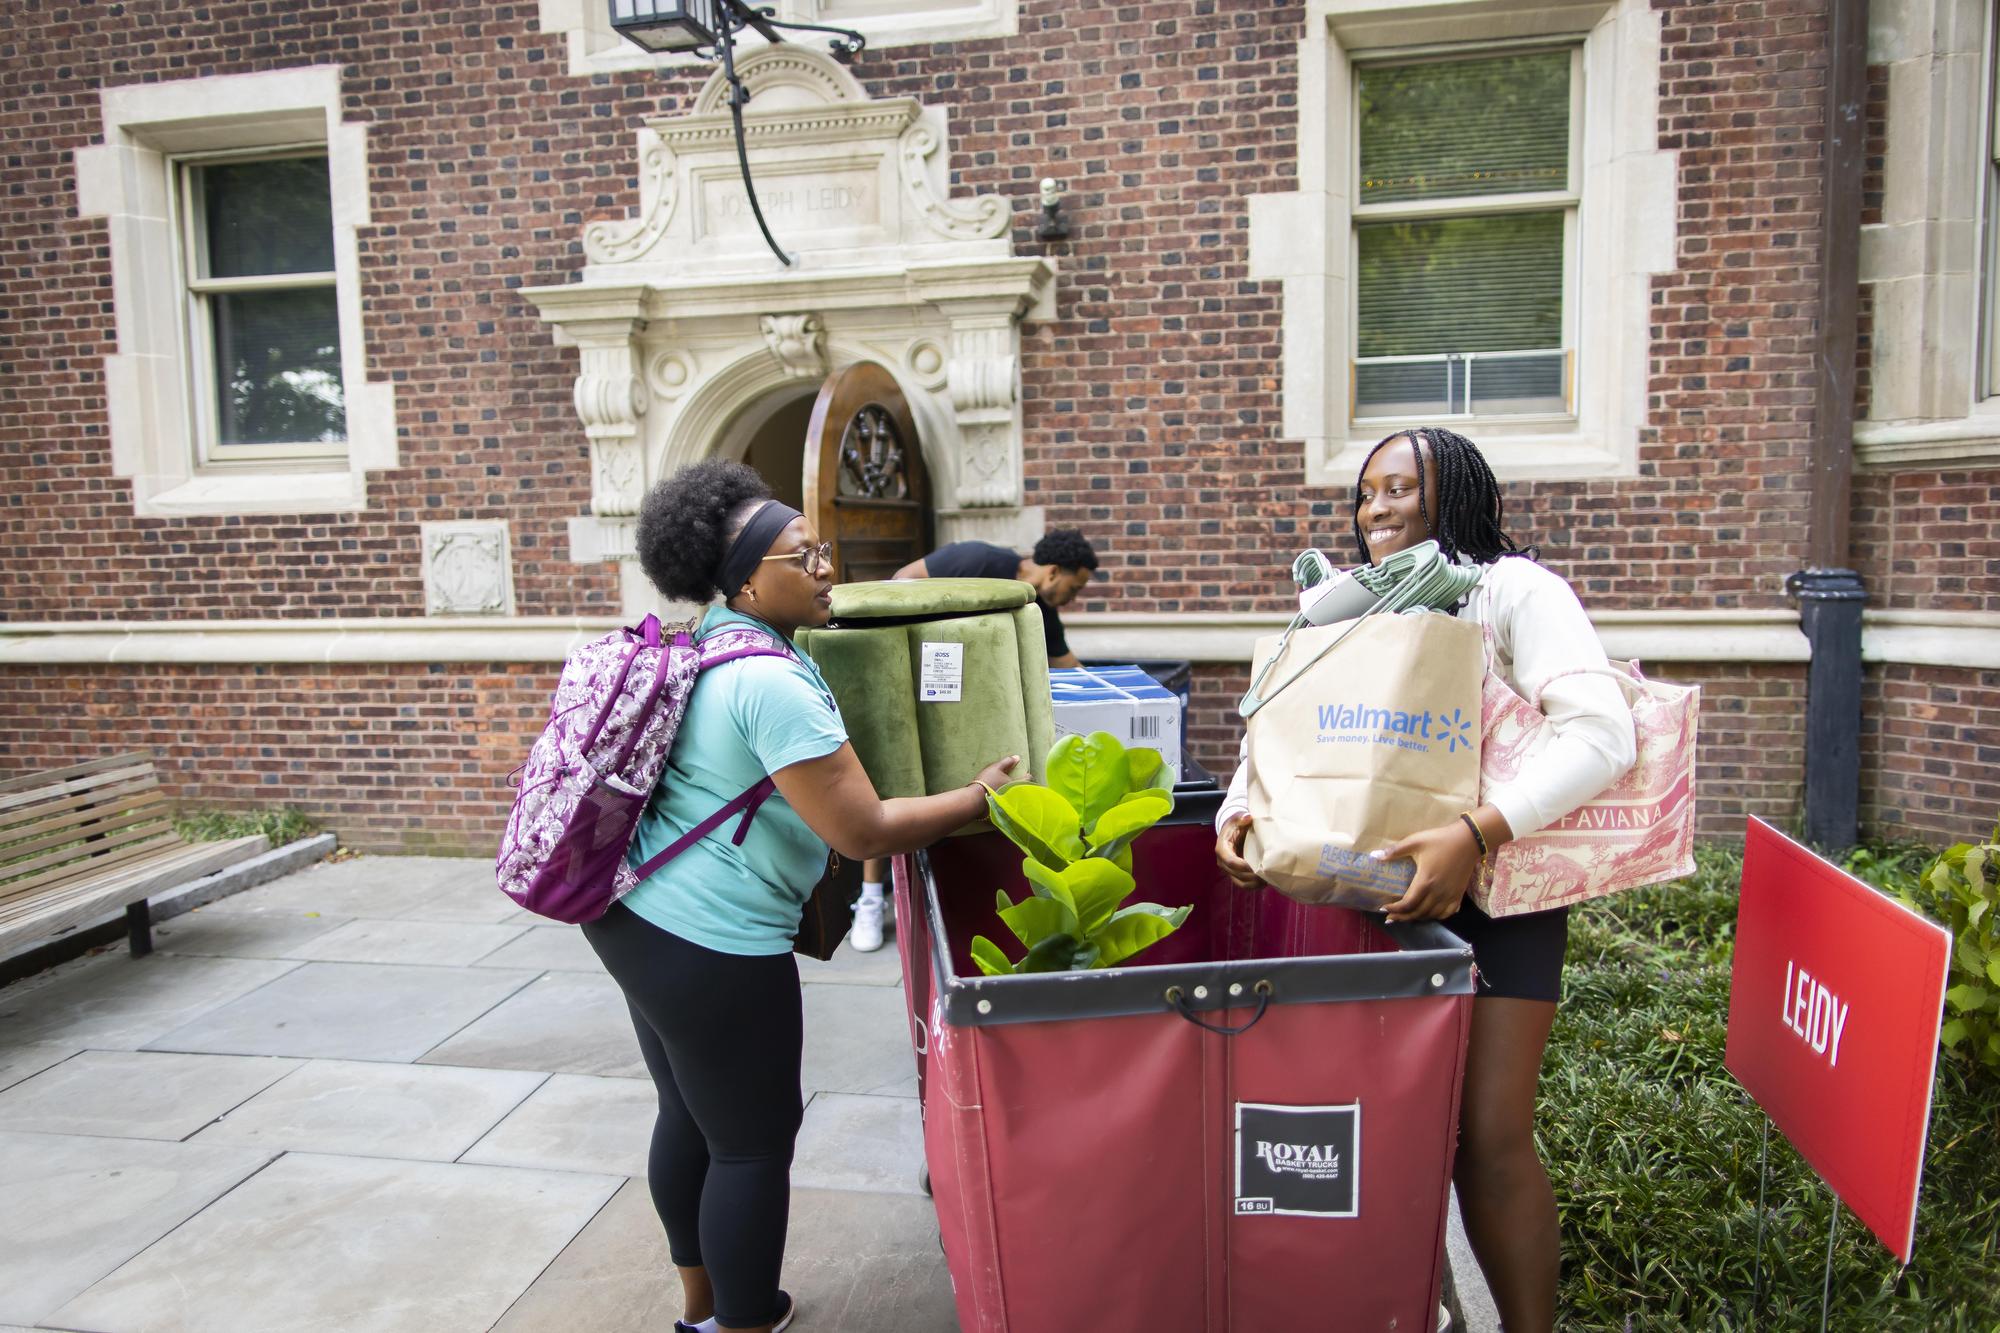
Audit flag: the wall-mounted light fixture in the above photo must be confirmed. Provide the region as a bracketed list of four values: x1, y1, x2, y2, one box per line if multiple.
[1035, 177, 1070, 243]
[608, 0, 868, 266]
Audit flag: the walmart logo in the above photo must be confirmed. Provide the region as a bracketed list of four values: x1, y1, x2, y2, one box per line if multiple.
[1438, 707, 1474, 754]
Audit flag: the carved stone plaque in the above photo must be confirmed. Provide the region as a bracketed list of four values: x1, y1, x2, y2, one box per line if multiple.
[422, 520, 514, 616]
[696, 165, 881, 243]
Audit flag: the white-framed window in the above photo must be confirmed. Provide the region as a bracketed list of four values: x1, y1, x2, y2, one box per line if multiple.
[1245, 0, 1677, 484]
[74, 66, 392, 516]
[1350, 44, 1581, 424]
[174, 151, 347, 465]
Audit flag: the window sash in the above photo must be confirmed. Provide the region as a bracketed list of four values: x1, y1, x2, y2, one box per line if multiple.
[1349, 43, 1583, 424]
[173, 150, 347, 464]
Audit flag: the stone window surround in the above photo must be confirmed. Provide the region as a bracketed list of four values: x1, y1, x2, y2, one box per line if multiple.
[1855, 0, 2000, 468]
[73, 66, 395, 517]
[1247, 0, 1676, 485]
[536, 0, 1017, 80]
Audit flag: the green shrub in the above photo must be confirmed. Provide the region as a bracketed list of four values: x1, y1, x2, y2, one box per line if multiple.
[173, 806, 320, 847]
[1549, 843, 2000, 1329]
[1886, 824, 2000, 1074]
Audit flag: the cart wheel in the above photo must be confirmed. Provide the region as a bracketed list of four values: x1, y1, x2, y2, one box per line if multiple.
[919, 1161, 932, 1196]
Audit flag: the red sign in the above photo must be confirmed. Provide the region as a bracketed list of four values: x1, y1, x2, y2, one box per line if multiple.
[1725, 818, 1952, 1262]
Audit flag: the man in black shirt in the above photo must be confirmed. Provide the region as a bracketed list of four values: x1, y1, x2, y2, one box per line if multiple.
[891, 528, 1099, 668]
[848, 528, 1100, 952]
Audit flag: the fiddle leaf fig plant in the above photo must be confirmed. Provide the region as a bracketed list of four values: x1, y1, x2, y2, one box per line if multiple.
[973, 731, 1189, 975]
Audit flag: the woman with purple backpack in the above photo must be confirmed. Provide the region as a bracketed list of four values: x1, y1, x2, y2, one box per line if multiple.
[583, 458, 1017, 1333]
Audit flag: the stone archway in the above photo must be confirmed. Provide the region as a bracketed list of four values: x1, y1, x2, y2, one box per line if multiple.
[521, 45, 1055, 612]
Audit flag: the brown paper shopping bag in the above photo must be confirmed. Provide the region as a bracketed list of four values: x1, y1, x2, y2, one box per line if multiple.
[1243, 612, 1485, 909]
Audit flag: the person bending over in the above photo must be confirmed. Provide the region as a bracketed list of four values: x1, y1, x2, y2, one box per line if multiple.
[1214, 427, 1635, 1333]
[587, 458, 1017, 1333]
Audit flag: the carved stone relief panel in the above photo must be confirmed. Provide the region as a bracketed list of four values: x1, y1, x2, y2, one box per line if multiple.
[422, 520, 514, 616]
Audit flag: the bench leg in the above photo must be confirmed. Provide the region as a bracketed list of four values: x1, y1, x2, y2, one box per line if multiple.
[126, 900, 154, 958]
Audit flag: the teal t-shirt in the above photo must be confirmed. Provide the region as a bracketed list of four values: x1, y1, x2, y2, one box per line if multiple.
[621, 608, 848, 955]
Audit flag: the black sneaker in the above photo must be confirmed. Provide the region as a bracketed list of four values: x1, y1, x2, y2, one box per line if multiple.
[771, 1290, 796, 1332]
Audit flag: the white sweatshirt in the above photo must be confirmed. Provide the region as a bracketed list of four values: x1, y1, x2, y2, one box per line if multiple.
[1217, 556, 1637, 840]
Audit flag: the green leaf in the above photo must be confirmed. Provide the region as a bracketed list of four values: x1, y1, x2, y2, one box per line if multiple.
[1939, 1016, 1968, 1049]
[1969, 896, 1990, 929]
[970, 935, 1015, 977]
[1057, 857, 1138, 934]
[1086, 792, 1174, 859]
[1987, 958, 2000, 988]
[999, 894, 1078, 948]
[1125, 745, 1163, 789]
[1019, 931, 1080, 973]
[1944, 983, 1989, 1014]
[1045, 732, 1130, 831]
[986, 783, 1084, 870]
[1087, 911, 1181, 968]
[1021, 856, 1082, 920]
[1109, 901, 1193, 930]
[995, 888, 1014, 914]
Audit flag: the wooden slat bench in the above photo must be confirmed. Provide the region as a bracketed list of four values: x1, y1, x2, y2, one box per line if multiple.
[0, 752, 270, 959]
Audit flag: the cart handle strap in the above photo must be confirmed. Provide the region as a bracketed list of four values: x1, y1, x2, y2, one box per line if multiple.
[1165, 980, 1273, 1036]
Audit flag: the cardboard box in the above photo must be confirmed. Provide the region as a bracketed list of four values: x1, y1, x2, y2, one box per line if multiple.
[1049, 666, 1183, 782]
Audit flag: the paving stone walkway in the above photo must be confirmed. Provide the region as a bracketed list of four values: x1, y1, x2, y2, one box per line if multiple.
[0, 856, 955, 1333]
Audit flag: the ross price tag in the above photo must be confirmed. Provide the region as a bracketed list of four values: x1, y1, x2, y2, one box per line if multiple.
[918, 642, 964, 702]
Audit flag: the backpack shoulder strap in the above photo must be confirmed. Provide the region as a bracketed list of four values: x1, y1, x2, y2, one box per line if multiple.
[693, 625, 793, 671]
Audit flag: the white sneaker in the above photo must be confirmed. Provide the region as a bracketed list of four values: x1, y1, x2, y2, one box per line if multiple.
[850, 897, 885, 952]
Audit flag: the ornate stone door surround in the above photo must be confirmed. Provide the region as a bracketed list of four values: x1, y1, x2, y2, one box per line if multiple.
[522, 46, 1054, 612]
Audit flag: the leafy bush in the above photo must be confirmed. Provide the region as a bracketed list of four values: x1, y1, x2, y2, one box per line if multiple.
[1549, 842, 2000, 1329]
[1885, 825, 2000, 1073]
[173, 806, 320, 847]
[972, 732, 1186, 974]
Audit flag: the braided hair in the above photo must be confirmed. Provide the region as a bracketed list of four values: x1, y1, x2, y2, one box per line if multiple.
[1350, 426, 1537, 566]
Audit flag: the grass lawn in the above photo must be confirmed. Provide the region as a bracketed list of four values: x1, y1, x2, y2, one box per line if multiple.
[1546, 845, 2000, 1331]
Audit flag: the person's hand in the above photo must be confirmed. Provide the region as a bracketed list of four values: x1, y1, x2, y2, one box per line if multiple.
[973, 755, 1022, 791]
[1214, 813, 1262, 890]
[1376, 819, 1483, 923]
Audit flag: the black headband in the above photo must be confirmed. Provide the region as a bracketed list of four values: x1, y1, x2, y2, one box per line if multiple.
[715, 500, 803, 597]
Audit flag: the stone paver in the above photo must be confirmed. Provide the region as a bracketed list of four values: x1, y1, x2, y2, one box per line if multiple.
[792, 1092, 927, 1196]
[801, 980, 923, 1096]
[50, 1152, 621, 1333]
[193, 1059, 547, 1162]
[0, 1042, 79, 1095]
[0, 953, 301, 1051]
[288, 918, 531, 967]
[471, 923, 604, 972]
[0, 1050, 300, 1141]
[0, 1130, 275, 1326]
[419, 970, 645, 1077]
[460, 1072, 655, 1178]
[153, 908, 354, 958]
[144, 960, 538, 1062]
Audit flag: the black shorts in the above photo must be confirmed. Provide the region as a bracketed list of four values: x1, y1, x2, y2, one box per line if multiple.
[1439, 898, 1570, 1002]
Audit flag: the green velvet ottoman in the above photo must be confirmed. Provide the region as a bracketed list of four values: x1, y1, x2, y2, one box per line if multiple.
[795, 578, 1057, 799]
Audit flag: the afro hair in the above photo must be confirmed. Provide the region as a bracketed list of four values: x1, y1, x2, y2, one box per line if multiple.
[1031, 527, 1098, 573]
[635, 458, 775, 603]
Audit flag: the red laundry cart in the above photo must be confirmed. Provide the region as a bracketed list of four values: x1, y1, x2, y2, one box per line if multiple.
[890, 795, 1476, 1333]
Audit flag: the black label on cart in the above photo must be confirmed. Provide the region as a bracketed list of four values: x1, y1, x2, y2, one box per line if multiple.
[1233, 1101, 1360, 1218]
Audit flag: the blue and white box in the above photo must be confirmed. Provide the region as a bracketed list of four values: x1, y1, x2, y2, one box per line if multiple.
[1049, 666, 1183, 782]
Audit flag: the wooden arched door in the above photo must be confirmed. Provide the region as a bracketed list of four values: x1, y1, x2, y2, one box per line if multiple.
[802, 361, 934, 584]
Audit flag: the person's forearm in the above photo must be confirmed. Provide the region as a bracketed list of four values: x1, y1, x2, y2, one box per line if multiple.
[856, 782, 989, 859]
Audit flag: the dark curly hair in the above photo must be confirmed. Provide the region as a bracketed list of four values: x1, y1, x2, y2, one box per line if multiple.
[1032, 528, 1098, 573]
[1350, 426, 1537, 566]
[636, 458, 774, 603]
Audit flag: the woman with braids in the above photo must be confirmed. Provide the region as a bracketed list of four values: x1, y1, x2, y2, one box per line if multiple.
[587, 458, 1018, 1333]
[1213, 427, 1635, 1333]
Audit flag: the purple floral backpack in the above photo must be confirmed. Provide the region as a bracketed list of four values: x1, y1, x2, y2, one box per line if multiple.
[496, 613, 788, 923]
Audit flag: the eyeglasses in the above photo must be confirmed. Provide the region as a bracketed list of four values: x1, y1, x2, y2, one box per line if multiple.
[759, 540, 833, 575]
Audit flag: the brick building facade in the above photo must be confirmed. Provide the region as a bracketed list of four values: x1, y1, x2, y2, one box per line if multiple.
[2, 0, 1995, 854]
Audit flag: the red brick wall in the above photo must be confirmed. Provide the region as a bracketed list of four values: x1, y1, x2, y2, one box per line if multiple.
[0, 662, 556, 857]
[1863, 665, 2000, 841]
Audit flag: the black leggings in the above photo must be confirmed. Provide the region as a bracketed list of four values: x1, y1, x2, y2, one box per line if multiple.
[582, 900, 804, 1330]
